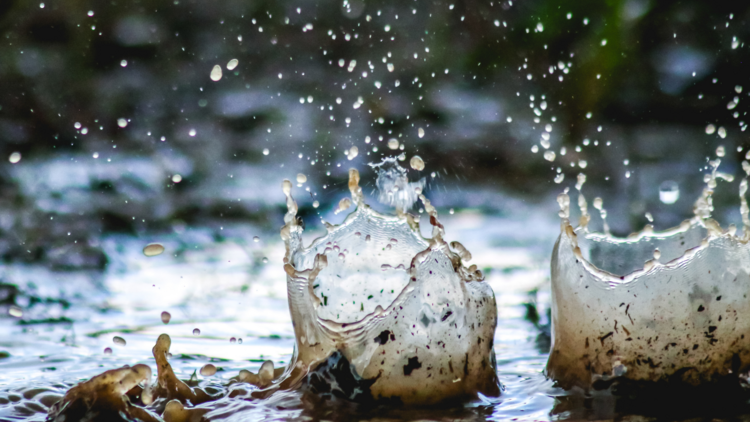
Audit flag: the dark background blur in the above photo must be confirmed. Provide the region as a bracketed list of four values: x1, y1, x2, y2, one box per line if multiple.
[1, 0, 749, 271]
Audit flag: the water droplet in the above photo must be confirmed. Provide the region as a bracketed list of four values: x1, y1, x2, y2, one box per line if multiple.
[262, 257, 269, 264]
[8, 306, 22, 318]
[263, 148, 270, 155]
[554, 173, 565, 183]
[103, 347, 112, 355]
[297, 173, 307, 184]
[172, 174, 182, 183]
[117, 118, 128, 128]
[410, 155, 425, 171]
[387, 63, 395, 72]
[113, 336, 126, 346]
[143, 243, 165, 257]
[705, 124, 716, 135]
[659, 181, 680, 204]
[210, 65, 223, 81]
[161, 311, 171, 324]
[230, 337, 237, 344]
[418, 128, 425, 138]
[716, 146, 726, 157]
[387, 139, 399, 149]
[193, 328, 201, 336]
[8, 152, 21, 164]
[253, 236, 260, 243]
[120, 60, 127, 67]
[718, 127, 727, 139]
[200, 364, 217, 376]
[313, 200, 320, 208]
[227, 59, 239, 70]
[189, 129, 196, 137]
[544, 151, 556, 162]
[347, 146, 359, 160]
[645, 212, 654, 222]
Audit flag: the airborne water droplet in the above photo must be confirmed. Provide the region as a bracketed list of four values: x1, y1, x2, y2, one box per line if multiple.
[103, 347, 112, 355]
[161, 311, 171, 324]
[387, 139, 399, 150]
[544, 151, 556, 162]
[410, 155, 425, 171]
[113, 336, 126, 346]
[659, 181, 680, 204]
[200, 364, 217, 376]
[297, 173, 307, 184]
[418, 128, 425, 138]
[143, 243, 164, 257]
[210, 65, 223, 81]
[8, 152, 21, 164]
[193, 328, 201, 336]
[227, 59, 239, 70]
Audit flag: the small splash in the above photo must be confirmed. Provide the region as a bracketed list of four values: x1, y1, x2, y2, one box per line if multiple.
[370, 157, 425, 211]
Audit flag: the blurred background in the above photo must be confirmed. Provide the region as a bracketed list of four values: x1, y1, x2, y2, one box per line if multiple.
[1, 0, 750, 419]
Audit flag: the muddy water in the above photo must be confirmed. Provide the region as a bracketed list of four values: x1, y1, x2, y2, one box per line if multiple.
[0, 192, 568, 421]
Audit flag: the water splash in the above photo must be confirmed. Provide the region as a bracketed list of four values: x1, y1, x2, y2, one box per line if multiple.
[547, 156, 750, 390]
[275, 160, 500, 404]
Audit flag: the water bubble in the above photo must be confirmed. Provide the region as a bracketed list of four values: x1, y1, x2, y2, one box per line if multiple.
[113, 336, 126, 346]
[543, 151, 556, 162]
[230, 337, 237, 344]
[296, 173, 307, 184]
[193, 328, 201, 336]
[143, 243, 165, 257]
[161, 311, 171, 324]
[387, 139, 399, 149]
[410, 155, 425, 171]
[227, 59, 239, 70]
[659, 180, 680, 204]
[172, 174, 182, 183]
[705, 124, 716, 135]
[418, 127, 425, 138]
[103, 347, 112, 355]
[200, 364, 217, 376]
[263, 148, 270, 155]
[117, 118, 128, 128]
[8, 152, 21, 164]
[210, 65, 223, 81]
[8, 306, 22, 318]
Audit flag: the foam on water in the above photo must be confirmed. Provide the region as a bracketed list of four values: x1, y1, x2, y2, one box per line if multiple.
[547, 155, 750, 390]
